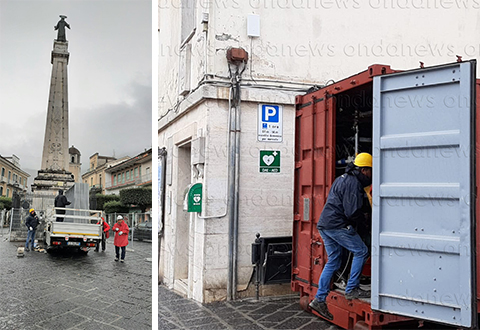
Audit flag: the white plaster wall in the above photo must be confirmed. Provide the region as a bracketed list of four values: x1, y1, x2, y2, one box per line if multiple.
[210, 2, 480, 80]
[162, 94, 295, 301]
[158, 1, 181, 120]
[158, 91, 296, 302]
[160, 1, 480, 109]
[203, 98, 296, 299]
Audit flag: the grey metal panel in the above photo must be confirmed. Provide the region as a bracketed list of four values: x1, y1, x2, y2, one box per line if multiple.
[372, 62, 475, 327]
[303, 198, 310, 221]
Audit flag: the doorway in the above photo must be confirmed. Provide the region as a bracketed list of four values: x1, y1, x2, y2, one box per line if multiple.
[174, 142, 192, 294]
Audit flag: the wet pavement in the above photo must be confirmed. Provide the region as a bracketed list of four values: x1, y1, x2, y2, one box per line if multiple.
[158, 286, 339, 330]
[0, 232, 152, 330]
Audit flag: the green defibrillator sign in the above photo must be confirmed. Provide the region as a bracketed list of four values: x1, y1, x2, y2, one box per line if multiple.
[259, 150, 280, 173]
[187, 183, 202, 212]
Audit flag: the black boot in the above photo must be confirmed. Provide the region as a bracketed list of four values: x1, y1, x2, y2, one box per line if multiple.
[309, 298, 333, 320]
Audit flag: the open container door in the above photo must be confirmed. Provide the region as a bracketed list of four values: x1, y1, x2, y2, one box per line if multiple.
[372, 61, 477, 327]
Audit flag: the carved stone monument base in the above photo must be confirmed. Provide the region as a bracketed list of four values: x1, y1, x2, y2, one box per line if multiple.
[32, 170, 75, 214]
[32, 170, 75, 189]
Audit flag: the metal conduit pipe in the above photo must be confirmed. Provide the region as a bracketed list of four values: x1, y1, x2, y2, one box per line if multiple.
[227, 70, 242, 301]
[206, 73, 324, 88]
[227, 84, 237, 301]
[232, 74, 241, 300]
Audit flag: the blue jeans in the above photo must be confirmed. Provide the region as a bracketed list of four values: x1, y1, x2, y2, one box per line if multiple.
[315, 225, 369, 302]
[115, 246, 126, 260]
[25, 229, 36, 249]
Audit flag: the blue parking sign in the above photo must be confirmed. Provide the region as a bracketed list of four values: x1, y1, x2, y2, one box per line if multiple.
[262, 105, 279, 122]
[258, 104, 283, 142]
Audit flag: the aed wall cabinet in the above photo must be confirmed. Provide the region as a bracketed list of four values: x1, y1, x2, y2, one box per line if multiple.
[187, 183, 202, 212]
[292, 61, 479, 329]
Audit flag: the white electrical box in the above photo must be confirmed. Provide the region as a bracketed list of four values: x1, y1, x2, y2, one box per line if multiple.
[247, 14, 260, 37]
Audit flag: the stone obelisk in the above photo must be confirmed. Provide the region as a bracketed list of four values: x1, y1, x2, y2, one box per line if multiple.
[32, 15, 74, 196]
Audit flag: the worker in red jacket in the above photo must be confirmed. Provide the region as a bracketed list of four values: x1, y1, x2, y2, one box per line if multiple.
[112, 215, 129, 263]
[95, 217, 111, 252]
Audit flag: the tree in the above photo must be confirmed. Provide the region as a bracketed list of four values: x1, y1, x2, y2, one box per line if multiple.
[95, 194, 120, 210]
[104, 201, 130, 214]
[120, 188, 152, 213]
[89, 187, 102, 209]
[0, 197, 12, 210]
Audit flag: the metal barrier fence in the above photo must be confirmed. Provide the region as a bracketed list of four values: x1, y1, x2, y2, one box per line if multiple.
[5, 207, 151, 243]
[105, 212, 152, 242]
[8, 207, 46, 242]
[7, 193, 54, 242]
[0, 209, 9, 237]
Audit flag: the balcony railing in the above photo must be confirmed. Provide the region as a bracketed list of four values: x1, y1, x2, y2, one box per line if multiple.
[4, 178, 26, 189]
[136, 172, 152, 185]
[105, 173, 152, 190]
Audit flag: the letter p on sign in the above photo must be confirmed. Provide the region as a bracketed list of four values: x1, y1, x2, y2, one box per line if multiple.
[262, 105, 279, 122]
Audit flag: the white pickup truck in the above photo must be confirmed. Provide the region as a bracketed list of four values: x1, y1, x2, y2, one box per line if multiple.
[43, 207, 103, 252]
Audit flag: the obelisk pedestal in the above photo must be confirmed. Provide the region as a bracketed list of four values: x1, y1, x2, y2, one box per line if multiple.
[32, 33, 74, 202]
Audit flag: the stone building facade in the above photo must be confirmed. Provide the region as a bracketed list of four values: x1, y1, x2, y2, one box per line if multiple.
[105, 148, 152, 196]
[81, 153, 122, 194]
[0, 155, 29, 197]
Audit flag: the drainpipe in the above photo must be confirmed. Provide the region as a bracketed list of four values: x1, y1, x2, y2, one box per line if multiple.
[227, 73, 242, 301]
[227, 83, 237, 301]
[226, 49, 248, 301]
[158, 148, 167, 278]
[232, 74, 242, 300]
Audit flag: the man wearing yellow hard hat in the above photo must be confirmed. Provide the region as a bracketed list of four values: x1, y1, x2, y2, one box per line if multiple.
[309, 153, 372, 320]
[25, 208, 40, 252]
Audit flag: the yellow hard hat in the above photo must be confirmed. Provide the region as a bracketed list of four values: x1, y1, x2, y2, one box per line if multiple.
[29, 208, 35, 213]
[354, 153, 372, 168]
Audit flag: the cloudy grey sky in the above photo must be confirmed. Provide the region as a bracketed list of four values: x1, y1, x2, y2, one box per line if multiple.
[0, 0, 152, 182]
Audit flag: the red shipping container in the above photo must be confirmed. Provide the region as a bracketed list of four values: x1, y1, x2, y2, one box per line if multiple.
[292, 62, 479, 329]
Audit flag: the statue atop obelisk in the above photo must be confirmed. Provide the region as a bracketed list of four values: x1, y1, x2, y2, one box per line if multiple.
[54, 15, 70, 42]
[32, 15, 75, 195]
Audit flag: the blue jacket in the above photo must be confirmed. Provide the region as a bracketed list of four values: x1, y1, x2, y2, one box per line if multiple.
[317, 170, 367, 230]
[25, 214, 39, 230]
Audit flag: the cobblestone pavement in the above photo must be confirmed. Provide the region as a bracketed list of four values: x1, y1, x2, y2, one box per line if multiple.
[158, 285, 339, 330]
[158, 286, 458, 330]
[0, 233, 152, 330]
